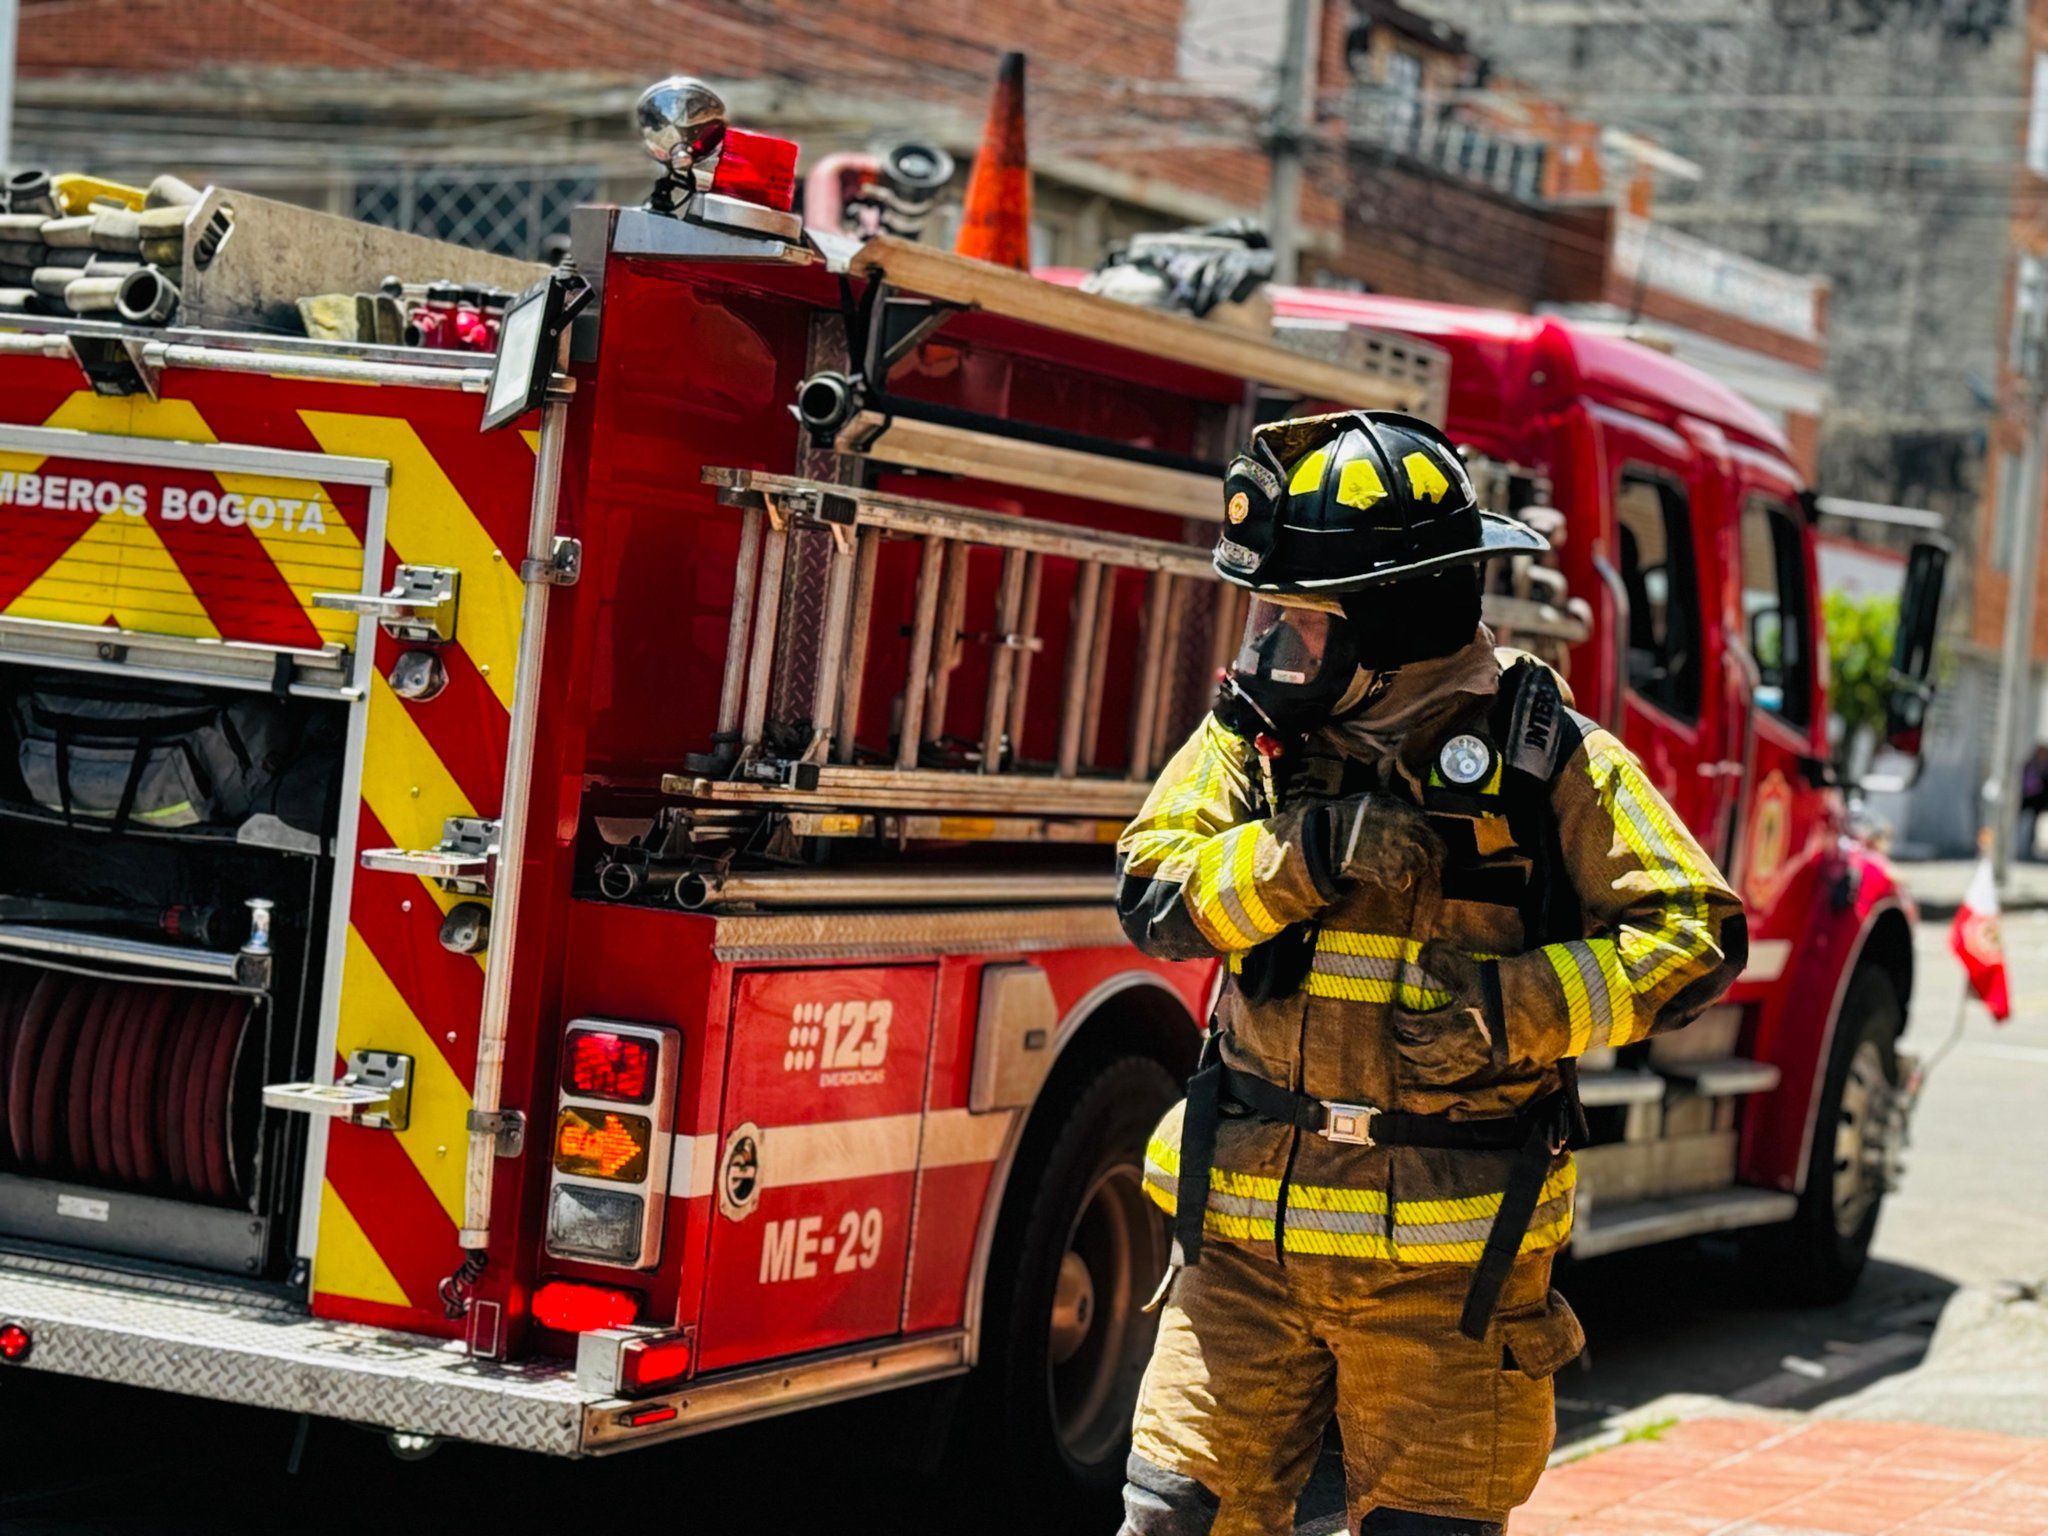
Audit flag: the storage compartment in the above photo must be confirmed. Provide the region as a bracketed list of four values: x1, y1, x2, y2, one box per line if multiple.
[0, 663, 347, 1280]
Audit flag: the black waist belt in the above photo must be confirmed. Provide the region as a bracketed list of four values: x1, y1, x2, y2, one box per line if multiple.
[1171, 1057, 1572, 1341]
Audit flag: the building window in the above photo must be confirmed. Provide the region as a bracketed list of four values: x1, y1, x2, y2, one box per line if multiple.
[352, 169, 597, 261]
[1616, 469, 1702, 720]
[1384, 48, 1424, 144]
[2031, 53, 2048, 175]
[2014, 254, 2048, 381]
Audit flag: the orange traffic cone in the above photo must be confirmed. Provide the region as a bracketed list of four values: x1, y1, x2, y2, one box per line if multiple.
[955, 52, 1031, 270]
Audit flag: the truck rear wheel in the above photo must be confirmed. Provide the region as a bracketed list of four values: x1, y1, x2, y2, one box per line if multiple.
[1770, 967, 1903, 1304]
[969, 1052, 1176, 1524]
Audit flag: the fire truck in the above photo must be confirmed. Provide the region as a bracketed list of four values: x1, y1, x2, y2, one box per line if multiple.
[0, 102, 1945, 1515]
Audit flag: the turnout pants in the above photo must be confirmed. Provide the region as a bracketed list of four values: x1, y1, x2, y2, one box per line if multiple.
[1121, 1240, 1584, 1535]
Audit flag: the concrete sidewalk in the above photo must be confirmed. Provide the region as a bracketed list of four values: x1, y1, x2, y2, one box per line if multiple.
[1892, 858, 2048, 918]
[1515, 1416, 2048, 1534]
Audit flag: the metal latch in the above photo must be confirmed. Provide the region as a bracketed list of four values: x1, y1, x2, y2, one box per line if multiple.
[519, 536, 582, 587]
[467, 1107, 527, 1159]
[313, 564, 461, 644]
[263, 1049, 413, 1132]
[360, 816, 500, 895]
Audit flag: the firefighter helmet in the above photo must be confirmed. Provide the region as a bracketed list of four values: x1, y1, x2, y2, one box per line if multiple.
[1215, 410, 1546, 594]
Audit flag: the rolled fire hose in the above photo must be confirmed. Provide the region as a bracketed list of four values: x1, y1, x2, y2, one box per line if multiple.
[117, 266, 179, 325]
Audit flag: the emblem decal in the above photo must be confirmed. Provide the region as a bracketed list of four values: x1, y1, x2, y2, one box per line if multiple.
[1226, 490, 1251, 524]
[719, 1122, 763, 1222]
[1439, 733, 1493, 786]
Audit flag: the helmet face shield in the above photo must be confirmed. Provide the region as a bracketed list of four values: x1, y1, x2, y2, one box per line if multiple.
[1235, 599, 1338, 687]
[1228, 598, 1360, 729]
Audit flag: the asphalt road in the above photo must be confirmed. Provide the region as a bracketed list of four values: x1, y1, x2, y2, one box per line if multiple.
[3, 906, 2044, 1534]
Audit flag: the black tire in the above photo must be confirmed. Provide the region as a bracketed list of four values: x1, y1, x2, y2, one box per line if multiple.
[1768, 967, 1903, 1304]
[965, 1052, 1177, 1526]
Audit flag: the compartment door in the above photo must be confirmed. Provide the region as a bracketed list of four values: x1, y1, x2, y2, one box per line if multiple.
[697, 966, 936, 1373]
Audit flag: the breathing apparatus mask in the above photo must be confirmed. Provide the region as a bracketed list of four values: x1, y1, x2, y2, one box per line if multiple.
[1223, 568, 1483, 740]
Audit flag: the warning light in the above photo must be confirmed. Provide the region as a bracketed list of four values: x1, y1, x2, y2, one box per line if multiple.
[532, 1281, 639, 1334]
[709, 127, 800, 213]
[0, 1323, 31, 1363]
[621, 1332, 695, 1393]
[554, 1106, 653, 1183]
[565, 1029, 656, 1104]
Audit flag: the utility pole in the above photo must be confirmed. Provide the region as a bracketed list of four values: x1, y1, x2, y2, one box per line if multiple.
[1264, 0, 1321, 286]
[1988, 322, 2048, 886]
[0, 0, 18, 173]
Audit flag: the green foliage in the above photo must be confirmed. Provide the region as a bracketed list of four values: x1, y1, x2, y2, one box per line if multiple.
[1823, 590, 1898, 766]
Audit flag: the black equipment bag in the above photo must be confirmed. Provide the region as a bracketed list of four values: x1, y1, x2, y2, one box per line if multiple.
[9, 677, 305, 833]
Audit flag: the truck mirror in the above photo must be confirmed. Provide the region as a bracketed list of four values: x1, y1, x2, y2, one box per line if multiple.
[480, 268, 592, 433]
[1881, 536, 1949, 760]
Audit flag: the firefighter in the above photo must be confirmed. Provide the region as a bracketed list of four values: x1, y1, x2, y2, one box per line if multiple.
[1114, 411, 1746, 1536]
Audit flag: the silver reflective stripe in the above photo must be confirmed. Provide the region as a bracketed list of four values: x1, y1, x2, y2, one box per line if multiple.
[1281, 1205, 1389, 1237]
[1392, 1189, 1574, 1252]
[1308, 951, 1402, 982]
[1213, 879, 1264, 946]
[1561, 941, 1615, 1041]
[1144, 1169, 1278, 1224]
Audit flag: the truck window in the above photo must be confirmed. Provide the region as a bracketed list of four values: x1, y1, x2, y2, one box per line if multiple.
[1615, 470, 1701, 719]
[1740, 498, 1813, 727]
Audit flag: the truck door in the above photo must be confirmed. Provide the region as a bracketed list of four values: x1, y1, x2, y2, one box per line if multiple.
[1729, 485, 1829, 926]
[1594, 410, 1717, 829]
[695, 965, 937, 1373]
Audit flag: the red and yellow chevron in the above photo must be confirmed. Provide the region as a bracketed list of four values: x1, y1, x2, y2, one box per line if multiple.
[0, 370, 537, 1334]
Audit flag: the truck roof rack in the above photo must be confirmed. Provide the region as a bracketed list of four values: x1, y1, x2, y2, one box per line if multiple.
[839, 236, 1449, 421]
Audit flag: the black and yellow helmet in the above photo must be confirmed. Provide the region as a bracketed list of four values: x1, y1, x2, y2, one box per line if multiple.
[1214, 410, 1546, 594]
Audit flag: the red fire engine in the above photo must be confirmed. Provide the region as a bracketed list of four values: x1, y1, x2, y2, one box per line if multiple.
[0, 99, 1945, 1515]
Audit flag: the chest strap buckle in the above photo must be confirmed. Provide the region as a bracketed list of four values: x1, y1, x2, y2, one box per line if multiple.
[1319, 1101, 1380, 1147]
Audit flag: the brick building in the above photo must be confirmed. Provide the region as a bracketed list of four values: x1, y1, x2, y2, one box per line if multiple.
[1408, 0, 2025, 853]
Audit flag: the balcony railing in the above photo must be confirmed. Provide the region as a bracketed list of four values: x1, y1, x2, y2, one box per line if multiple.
[1342, 91, 1550, 202]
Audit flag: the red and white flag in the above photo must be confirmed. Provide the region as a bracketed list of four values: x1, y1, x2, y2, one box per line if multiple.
[1950, 856, 2012, 1023]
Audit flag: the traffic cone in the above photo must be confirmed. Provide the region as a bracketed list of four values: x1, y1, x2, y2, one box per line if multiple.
[955, 51, 1031, 270]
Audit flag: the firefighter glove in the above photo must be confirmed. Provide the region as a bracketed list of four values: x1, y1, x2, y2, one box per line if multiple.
[1391, 939, 1501, 1086]
[1320, 793, 1443, 894]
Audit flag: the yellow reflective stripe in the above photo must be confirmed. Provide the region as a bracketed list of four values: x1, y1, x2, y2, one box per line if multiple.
[1587, 938, 1636, 1048]
[1203, 1210, 1279, 1242]
[1389, 1161, 1577, 1227]
[1232, 828, 1282, 935]
[311, 1180, 411, 1307]
[1544, 945, 1596, 1056]
[1593, 740, 1716, 998]
[1315, 930, 1418, 960]
[1283, 1182, 1389, 1214]
[1284, 1228, 1396, 1259]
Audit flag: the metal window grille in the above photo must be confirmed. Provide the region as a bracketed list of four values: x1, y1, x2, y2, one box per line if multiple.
[351, 168, 598, 260]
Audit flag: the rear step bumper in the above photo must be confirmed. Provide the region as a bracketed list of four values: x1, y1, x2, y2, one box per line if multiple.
[0, 1256, 592, 1454]
[0, 1255, 972, 1456]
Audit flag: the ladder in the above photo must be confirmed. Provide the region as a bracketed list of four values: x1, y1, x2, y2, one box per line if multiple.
[675, 468, 1247, 825]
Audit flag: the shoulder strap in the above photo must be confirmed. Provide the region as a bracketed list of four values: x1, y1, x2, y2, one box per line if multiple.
[1497, 657, 1575, 785]
[1490, 660, 1586, 947]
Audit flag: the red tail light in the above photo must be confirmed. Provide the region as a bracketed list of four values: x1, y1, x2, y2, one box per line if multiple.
[0, 1323, 32, 1363]
[566, 1029, 655, 1103]
[711, 127, 799, 212]
[621, 1331, 695, 1392]
[546, 1019, 678, 1271]
[532, 1280, 639, 1334]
